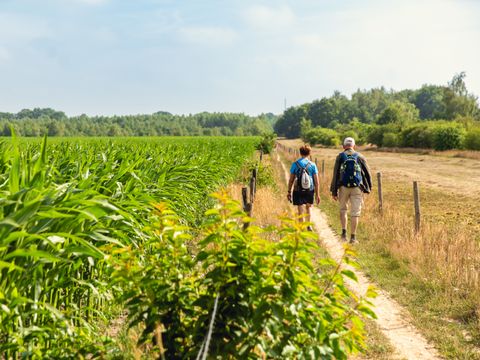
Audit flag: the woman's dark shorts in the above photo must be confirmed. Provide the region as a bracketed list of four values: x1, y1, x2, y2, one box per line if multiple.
[292, 190, 314, 205]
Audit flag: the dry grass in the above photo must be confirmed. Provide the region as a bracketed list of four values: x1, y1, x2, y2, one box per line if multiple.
[280, 141, 480, 311]
[225, 153, 293, 228]
[312, 156, 480, 320]
[361, 199, 480, 308]
[364, 146, 480, 161]
[274, 144, 480, 358]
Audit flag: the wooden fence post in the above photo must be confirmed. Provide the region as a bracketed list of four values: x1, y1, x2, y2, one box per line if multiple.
[321, 160, 325, 178]
[315, 158, 318, 167]
[413, 181, 421, 233]
[377, 172, 383, 213]
[241, 187, 252, 229]
[259, 150, 263, 162]
[250, 175, 256, 204]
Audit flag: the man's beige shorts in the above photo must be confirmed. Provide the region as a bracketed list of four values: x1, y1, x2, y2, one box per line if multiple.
[339, 186, 363, 217]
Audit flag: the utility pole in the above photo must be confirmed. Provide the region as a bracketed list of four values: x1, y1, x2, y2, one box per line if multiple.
[284, 98, 287, 111]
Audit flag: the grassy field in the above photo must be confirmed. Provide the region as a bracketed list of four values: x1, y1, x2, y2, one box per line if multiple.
[279, 139, 480, 359]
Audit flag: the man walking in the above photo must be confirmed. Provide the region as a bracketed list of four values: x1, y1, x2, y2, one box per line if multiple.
[330, 137, 372, 243]
[287, 144, 320, 230]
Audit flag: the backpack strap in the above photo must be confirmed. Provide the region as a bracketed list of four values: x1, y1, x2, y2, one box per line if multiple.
[340, 151, 358, 161]
[296, 160, 312, 173]
[304, 160, 311, 174]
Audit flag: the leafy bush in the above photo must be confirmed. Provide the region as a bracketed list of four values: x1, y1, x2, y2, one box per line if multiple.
[303, 127, 340, 146]
[431, 123, 466, 150]
[366, 125, 383, 146]
[339, 130, 359, 144]
[366, 124, 400, 147]
[382, 132, 400, 147]
[401, 124, 434, 148]
[464, 127, 480, 150]
[113, 194, 376, 359]
[256, 132, 276, 154]
[335, 118, 372, 145]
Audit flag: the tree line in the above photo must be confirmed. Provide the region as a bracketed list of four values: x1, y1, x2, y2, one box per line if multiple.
[274, 73, 480, 150]
[0, 110, 276, 137]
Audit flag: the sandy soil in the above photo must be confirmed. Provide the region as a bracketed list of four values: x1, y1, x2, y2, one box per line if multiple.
[279, 139, 480, 200]
[277, 151, 442, 360]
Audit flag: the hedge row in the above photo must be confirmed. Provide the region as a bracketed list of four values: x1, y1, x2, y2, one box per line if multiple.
[302, 122, 480, 151]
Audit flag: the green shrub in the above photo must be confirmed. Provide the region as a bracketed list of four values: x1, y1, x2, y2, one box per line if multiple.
[366, 124, 400, 147]
[464, 127, 480, 150]
[340, 130, 359, 144]
[113, 194, 376, 358]
[382, 132, 400, 147]
[366, 125, 383, 146]
[303, 127, 340, 146]
[256, 132, 276, 154]
[401, 124, 434, 148]
[334, 119, 371, 145]
[431, 124, 466, 150]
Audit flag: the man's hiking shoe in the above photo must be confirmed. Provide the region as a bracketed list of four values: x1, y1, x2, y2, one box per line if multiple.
[307, 226, 314, 232]
[340, 230, 347, 242]
[349, 235, 358, 244]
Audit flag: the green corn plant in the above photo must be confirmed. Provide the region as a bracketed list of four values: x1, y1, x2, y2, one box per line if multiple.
[0, 136, 259, 357]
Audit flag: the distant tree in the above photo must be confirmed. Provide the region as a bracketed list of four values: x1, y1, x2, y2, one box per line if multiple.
[448, 72, 468, 97]
[377, 101, 419, 126]
[350, 87, 392, 123]
[274, 105, 308, 138]
[299, 118, 312, 137]
[308, 96, 345, 128]
[0, 109, 274, 137]
[412, 85, 447, 119]
[444, 72, 479, 120]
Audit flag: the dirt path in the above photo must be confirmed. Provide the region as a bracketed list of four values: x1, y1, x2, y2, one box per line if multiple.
[279, 139, 480, 200]
[277, 152, 442, 360]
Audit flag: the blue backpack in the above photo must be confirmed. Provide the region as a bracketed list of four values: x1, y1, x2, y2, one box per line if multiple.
[340, 152, 362, 188]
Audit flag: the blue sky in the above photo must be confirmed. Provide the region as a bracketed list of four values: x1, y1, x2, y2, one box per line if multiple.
[0, 0, 479, 116]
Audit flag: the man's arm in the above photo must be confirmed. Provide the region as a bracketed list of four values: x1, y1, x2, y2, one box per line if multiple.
[359, 156, 372, 193]
[330, 155, 341, 197]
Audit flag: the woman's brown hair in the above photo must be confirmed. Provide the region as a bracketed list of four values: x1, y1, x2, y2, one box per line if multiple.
[299, 144, 311, 156]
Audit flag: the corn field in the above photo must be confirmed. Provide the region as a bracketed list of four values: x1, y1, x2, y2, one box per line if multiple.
[0, 136, 258, 358]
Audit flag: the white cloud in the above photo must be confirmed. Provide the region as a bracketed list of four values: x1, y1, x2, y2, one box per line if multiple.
[244, 4, 295, 30]
[178, 26, 237, 46]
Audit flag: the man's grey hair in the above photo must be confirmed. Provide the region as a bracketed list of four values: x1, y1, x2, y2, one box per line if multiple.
[343, 137, 355, 147]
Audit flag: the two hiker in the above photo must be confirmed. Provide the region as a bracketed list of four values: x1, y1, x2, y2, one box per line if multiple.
[287, 137, 372, 243]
